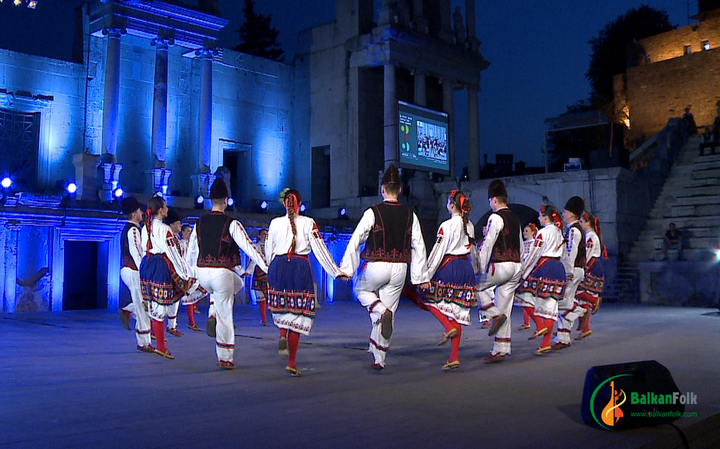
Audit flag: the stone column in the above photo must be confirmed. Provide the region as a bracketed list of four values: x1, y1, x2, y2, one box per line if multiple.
[198, 46, 214, 174]
[414, 71, 426, 106]
[3, 224, 19, 313]
[413, 0, 428, 33]
[378, 0, 394, 27]
[439, 0, 453, 42]
[442, 79, 455, 178]
[99, 27, 124, 201]
[465, 0, 480, 51]
[149, 32, 174, 195]
[72, 153, 100, 200]
[468, 87, 480, 180]
[384, 62, 398, 169]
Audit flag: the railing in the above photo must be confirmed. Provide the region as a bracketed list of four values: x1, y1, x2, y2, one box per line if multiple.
[629, 133, 659, 171]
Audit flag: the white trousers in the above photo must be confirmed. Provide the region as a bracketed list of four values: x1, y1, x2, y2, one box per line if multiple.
[167, 301, 180, 329]
[120, 268, 151, 347]
[197, 267, 244, 362]
[555, 267, 585, 344]
[476, 261, 522, 355]
[354, 262, 407, 367]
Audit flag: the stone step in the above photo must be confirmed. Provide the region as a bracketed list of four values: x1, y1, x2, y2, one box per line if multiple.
[627, 247, 714, 263]
[631, 235, 719, 252]
[643, 215, 720, 228]
[692, 167, 720, 179]
[670, 204, 720, 216]
[684, 184, 720, 196]
[674, 194, 720, 205]
[673, 159, 720, 170]
[697, 152, 720, 163]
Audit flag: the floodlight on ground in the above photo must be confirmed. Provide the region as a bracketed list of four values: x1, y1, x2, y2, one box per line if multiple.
[1, 177, 12, 189]
[66, 182, 77, 194]
[113, 187, 124, 199]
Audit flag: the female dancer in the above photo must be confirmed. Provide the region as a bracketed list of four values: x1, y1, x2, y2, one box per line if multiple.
[517, 205, 567, 355]
[514, 223, 538, 331]
[266, 189, 346, 377]
[575, 212, 607, 339]
[140, 197, 198, 359]
[422, 190, 478, 370]
[247, 229, 270, 326]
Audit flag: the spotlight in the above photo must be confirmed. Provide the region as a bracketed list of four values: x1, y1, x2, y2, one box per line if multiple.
[338, 207, 347, 218]
[1, 177, 11, 189]
[13, 0, 21, 6]
[27, 0, 37, 8]
[299, 203, 306, 213]
[715, 248, 720, 263]
[66, 182, 77, 194]
[194, 195, 205, 209]
[154, 191, 164, 198]
[260, 200, 268, 210]
[227, 197, 235, 207]
[113, 187, 124, 199]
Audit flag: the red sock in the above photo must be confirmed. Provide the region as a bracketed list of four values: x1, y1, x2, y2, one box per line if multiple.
[581, 306, 592, 332]
[531, 310, 545, 331]
[259, 300, 267, 323]
[152, 320, 166, 352]
[522, 307, 531, 326]
[541, 318, 554, 348]
[287, 330, 300, 368]
[186, 304, 196, 327]
[427, 306, 454, 333]
[280, 328, 288, 339]
[449, 321, 462, 362]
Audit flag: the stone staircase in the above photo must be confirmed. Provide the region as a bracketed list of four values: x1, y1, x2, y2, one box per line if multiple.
[602, 263, 639, 302]
[627, 137, 720, 263]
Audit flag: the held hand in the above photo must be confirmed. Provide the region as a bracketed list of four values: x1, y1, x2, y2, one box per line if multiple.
[567, 273, 574, 281]
[338, 273, 352, 281]
[418, 282, 431, 290]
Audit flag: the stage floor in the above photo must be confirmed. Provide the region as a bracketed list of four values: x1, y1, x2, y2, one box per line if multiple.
[1, 301, 719, 448]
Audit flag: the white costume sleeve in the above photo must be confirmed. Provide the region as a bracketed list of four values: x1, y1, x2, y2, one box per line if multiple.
[308, 219, 341, 279]
[159, 224, 192, 281]
[185, 225, 199, 269]
[339, 208, 375, 276]
[522, 231, 545, 279]
[469, 224, 480, 274]
[409, 213, 429, 285]
[478, 213, 504, 273]
[229, 220, 268, 273]
[426, 221, 450, 278]
[266, 221, 277, 267]
[128, 226, 144, 269]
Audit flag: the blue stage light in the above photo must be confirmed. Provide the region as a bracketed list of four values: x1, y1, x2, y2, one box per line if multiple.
[228, 197, 235, 207]
[66, 183, 77, 194]
[300, 203, 306, 213]
[195, 195, 204, 204]
[260, 200, 268, 210]
[1, 177, 11, 189]
[113, 187, 124, 198]
[338, 207, 347, 218]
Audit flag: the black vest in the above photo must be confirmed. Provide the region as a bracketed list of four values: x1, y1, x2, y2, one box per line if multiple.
[490, 208, 521, 263]
[569, 222, 587, 268]
[121, 222, 141, 270]
[360, 202, 413, 263]
[196, 212, 242, 269]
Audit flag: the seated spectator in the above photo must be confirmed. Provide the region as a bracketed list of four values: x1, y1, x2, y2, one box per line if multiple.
[662, 222, 683, 261]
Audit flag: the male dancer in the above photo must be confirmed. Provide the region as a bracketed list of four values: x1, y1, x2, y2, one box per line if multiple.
[186, 178, 268, 369]
[476, 179, 523, 363]
[553, 196, 586, 350]
[118, 196, 154, 353]
[340, 164, 430, 371]
[165, 208, 184, 337]
[247, 229, 269, 325]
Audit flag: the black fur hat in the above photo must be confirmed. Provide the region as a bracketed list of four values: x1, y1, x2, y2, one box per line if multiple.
[164, 207, 182, 226]
[564, 196, 585, 218]
[487, 179, 507, 199]
[209, 177, 229, 200]
[381, 163, 401, 187]
[120, 196, 142, 216]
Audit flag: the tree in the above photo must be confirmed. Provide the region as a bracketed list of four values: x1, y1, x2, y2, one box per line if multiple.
[586, 4, 675, 112]
[234, 0, 284, 61]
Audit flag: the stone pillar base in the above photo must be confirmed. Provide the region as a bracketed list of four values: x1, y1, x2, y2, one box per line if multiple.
[98, 162, 123, 202]
[147, 167, 172, 196]
[72, 153, 101, 201]
[191, 172, 216, 204]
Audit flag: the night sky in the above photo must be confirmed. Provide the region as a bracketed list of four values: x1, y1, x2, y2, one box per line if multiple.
[0, 0, 694, 171]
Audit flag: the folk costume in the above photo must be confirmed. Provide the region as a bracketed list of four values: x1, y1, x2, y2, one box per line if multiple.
[246, 231, 269, 325]
[139, 200, 198, 359]
[118, 197, 153, 352]
[575, 214, 607, 339]
[554, 196, 586, 349]
[186, 178, 268, 369]
[513, 225, 538, 331]
[518, 205, 567, 354]
[339, 164, 429, 370]
[476, 180, 523, 361]
[266, 189, 341, 377]
[422, 190, 478, 370]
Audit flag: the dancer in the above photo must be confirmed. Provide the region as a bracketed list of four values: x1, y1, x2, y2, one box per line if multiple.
[517, 205, 567, 355]
[140, 197, 198, 359]
[514, 223, 539, 331]
[118, 196, 154, 353]
[164, 208, 185, 337]
[247, 229, 269, 326]
[475, 179, 523, 363]
[422, 190, 478, 370]
[180, 224, 201, 315]
[266, 188, 345, 377]
[186, 178, 268, 370]
[553, 196, 586, 350]
[575, 212, 607, 339]
[339, 164, 430, 371]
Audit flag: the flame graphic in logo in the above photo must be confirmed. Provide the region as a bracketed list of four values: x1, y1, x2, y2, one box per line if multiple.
[601, 380, 626, 426]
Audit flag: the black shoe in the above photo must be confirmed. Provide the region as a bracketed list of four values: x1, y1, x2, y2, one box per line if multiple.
[370, 363, 384, 372]
[206, 316, 217, 338]
[380, 310, 393, 340]
[488, 314, 507, 336]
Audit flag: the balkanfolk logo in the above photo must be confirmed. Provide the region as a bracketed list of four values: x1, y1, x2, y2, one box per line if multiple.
[590, 374, 630, 430]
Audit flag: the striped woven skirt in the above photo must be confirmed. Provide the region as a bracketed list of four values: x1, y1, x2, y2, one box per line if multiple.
[267, 254, 316, 335]
[139, 253, 187, 306]
[576, 257, 604, 306]
[517, 257, 566, 320]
